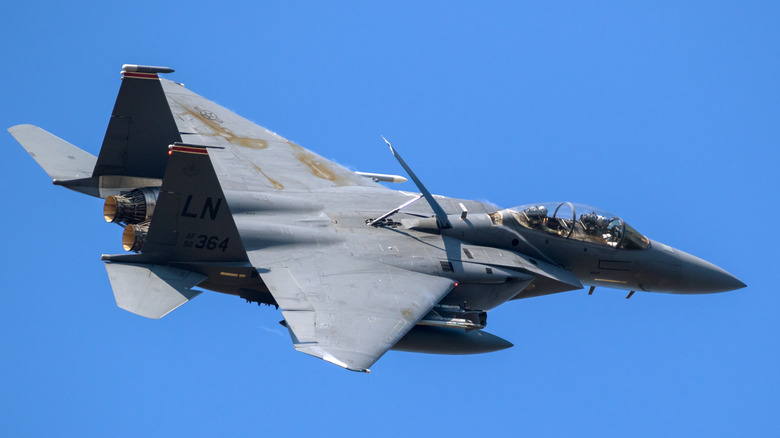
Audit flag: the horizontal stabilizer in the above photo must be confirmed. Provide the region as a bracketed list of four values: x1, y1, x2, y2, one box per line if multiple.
[9, 124, 96, 181]
[104, 262, 205, 319]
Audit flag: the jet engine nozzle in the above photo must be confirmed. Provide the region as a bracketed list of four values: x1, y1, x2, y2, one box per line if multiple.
[104, 187, 160, 224]
[122, 221, 150, 252]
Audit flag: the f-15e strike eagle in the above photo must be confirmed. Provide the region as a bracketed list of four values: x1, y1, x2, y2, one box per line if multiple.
[9, 64, 745, 373]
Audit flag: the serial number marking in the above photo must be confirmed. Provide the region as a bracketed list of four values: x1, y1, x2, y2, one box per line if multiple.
[182, 232, 230, 252]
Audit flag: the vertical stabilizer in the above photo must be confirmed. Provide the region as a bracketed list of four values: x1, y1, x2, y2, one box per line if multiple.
[9, 65, 183, 198]
[137, 144, 249, 263]
[92, 65, 182, 180]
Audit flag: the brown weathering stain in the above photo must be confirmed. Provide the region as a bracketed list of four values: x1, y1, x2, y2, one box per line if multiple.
[182, 106, 353, 186]
[253, 165, 284, 190]
[184, 107, 268, 149]
[181, 107, 281, 189]
[289, 142, 346, 184]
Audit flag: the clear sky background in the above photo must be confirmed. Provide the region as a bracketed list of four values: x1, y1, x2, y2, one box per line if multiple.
[1, 2, 777, 437]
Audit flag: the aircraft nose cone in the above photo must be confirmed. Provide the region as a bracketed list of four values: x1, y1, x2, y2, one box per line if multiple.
[676, 250, 746, 293]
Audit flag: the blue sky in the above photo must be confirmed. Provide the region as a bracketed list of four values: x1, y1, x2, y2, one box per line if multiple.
[1, 2, 777, 436]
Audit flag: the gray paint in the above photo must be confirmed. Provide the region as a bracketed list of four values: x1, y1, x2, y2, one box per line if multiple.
[8, 64, 746, 373]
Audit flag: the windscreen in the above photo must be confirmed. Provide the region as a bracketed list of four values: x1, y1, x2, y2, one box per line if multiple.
[508, 202, 649, 250]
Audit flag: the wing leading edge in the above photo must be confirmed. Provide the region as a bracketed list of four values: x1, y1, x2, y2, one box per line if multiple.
[249, 252, 456, 372]
[158, 78, 384, 193]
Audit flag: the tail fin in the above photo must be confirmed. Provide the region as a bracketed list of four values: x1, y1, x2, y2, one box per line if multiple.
[102, 143, 249, 317]
[92, 65, 182, 180]
[133, 144, 249, 263]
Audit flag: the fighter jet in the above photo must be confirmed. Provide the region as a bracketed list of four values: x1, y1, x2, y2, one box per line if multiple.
[8, 64, 745, 373]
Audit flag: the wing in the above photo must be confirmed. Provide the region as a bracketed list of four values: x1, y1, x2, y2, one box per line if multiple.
[249, 250, 456, 372]
[159, 79, 381, 193]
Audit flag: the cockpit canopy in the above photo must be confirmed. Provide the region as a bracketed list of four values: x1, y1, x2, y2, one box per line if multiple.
[507, 202, 650, 250]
